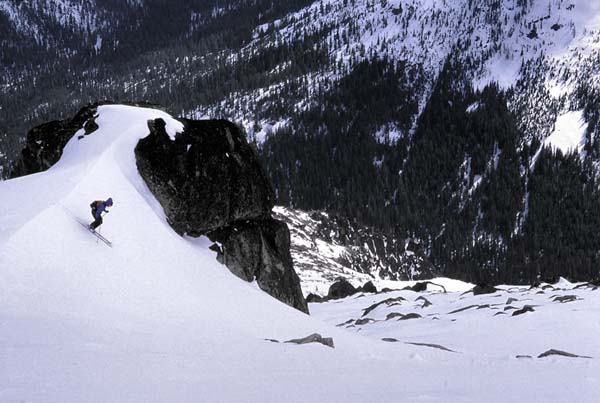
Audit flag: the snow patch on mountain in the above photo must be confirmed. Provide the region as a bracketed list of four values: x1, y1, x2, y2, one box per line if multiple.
[544, 110, 588, 155]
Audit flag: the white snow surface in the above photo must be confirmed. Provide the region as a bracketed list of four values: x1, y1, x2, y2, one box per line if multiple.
[544, 110, 588, 155]
[0, 105, 598, 401]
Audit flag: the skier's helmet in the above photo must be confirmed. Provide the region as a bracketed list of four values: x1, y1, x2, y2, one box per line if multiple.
[106, 197, 113, 206]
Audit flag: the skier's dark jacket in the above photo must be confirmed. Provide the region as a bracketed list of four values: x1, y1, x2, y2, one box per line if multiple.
[90, 200, 111, 219]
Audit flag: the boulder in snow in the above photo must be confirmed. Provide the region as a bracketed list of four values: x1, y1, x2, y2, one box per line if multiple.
[285, 333, 335, 348]
[327, 277, 357, 300]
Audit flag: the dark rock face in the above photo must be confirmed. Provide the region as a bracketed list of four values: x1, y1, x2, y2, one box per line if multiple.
[10, 105, 98, 177]
[360, 281, 377, 293]
[210, 219, 307, 313]
[136, 118, 274, 235]
[327, 277, 357, 300]
[472, 283, 498, 295]
[306, 293, 325, 303]
[512, 306, 535, 316]
[284, 333, 335, 348]
[538, 349, 592, 359]
[135, 117, 308, 314]
[409, 282, 428, 292]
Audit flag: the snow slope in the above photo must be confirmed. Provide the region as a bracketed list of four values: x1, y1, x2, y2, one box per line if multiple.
[0, 105, 598, 402]
[544, 110, 588, 155]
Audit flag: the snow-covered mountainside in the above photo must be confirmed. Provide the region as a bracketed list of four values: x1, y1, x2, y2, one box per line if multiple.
[204, 0, 600, 136]
[1, 105, 599, 401]
[3, 1, 600, 284]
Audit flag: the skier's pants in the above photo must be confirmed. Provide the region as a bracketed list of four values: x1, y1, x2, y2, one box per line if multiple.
[90, 208, 103, 230]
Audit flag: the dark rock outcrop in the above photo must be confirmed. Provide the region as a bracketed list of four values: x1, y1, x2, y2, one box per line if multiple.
[306, 293, 325, 303]
[538, 349, 592, 359]
[512, 306, 535, 316]
[387, 312, 421, 320]
[362, 296, 406, 317]
[327, 277, 357, 300]
[472, 283, 498, 295]
[10, 105, 98, 177]
[404, 281, 447, 293]
[136, 118, 274, 235]
[552, 295, 578, 303]
[285, 333, 335, 348]
[360, 280, 377, 293]
[135, 117, 308, 314]
[10, 101, 163, 178]
[416, 296, 432, 307]
[405, 342, 458, 353]
[408, 282, 428, 292]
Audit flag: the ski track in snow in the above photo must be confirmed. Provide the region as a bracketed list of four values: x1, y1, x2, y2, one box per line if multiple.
[0, 105, 598, 402]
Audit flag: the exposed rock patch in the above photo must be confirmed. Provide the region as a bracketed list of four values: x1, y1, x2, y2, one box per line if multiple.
[405, 281, 447, 293]
[285, 333, 335, 348]
[512, 306, 535, 316]
[306, 293, 325, 303]
[362, 296, 406, 317]
[360, 281, 378, 294]
[405, 342, 458, 353]
[336, 319, 355, 327]
[471, 284, 498, 296]
[538, 349, 592, 359]
[397, 313, 422, 320]
[327, 277, 357, 300]
[355, 318, 375, 326]
[448, 305, 479, 314]
[386, 312, 404, 320]
[552, 295, 578, 303]
[416, 296, 432, 308]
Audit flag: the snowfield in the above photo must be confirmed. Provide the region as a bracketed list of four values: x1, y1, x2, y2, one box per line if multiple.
[0, 105, 599, 402]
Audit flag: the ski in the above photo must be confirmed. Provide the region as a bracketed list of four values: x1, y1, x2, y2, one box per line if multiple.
[76, 219, 113, 247]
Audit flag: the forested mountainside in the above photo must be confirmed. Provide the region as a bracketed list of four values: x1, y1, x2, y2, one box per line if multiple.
[3, 0, 600, 283]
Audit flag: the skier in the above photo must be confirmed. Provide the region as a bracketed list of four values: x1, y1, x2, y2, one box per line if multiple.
[89, 197, 113, 230]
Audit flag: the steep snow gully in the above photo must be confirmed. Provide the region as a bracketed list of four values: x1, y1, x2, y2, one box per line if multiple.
[0, 105, 597, 402]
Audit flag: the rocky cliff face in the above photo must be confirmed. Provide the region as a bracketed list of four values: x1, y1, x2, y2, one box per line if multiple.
[135, 117, 308, 313]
